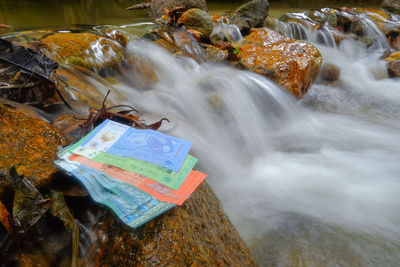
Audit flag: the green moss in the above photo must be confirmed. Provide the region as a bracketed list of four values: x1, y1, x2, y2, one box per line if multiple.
[42, 32, 124, 71]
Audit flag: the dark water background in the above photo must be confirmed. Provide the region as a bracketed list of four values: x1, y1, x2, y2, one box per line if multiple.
[0, 0, 380, 30]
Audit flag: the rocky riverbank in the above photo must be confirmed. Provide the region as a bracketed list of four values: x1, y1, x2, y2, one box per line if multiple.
[1, 0, 400, 265]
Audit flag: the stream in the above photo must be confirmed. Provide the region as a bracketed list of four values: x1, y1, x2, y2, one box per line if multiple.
[1, 0, 400, 266]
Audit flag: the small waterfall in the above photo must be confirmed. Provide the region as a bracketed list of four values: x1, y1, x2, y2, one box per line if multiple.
[105, 28, 400, 264]
[45, 17, 400, 264]
[274, 8, 391, 50]
[211, 22, 243, 43]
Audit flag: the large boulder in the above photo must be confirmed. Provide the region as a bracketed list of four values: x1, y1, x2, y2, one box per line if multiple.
[149, 0, 207, 19]
[79, 182, 258, 266]
[4, 181, 258, 265]
[177, 8, 213, 40]
[0, 104, 66, 188]
[230, 0, 270, 36]
[70, 182, 258, 266]
[381, 0, 400, 14]
[41, 33, 124, 71]
[235, 28, 322, 98]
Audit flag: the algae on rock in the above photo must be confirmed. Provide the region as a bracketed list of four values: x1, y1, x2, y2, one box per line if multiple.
[236, 28, 322, 98]
[42, 32, 124, 71]
[84, 182, 258, 266]
[0, 104, 66, 188]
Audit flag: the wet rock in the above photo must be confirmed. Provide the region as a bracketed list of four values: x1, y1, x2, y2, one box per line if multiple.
[17, 253, 52, 267]
[84, 182, 258, 266]
[203, 44, 229, 62]
[41, 33, 124, 71]
[264, 16, 281, 31]
[308, 8, 338, 28]
[52, 114, 83, 144]
[386, 27, 400, 50]
[149, 0, 207, 19]
[387, 59, 400, 77]
[236, 28, 322, 98]
[0, 97, 49, 120]
[381, 48, 396, 59]
[385, 51, 400, 61]
[381, 0, 400, 14]
[0, 104, 66, 188]
[321, 64, 340, 82]
[279, 7, 393, 48]
[142, 27, 208, 62]
[177, 8, 213, 40]
[320, 63, 340, 86]
[340, 7, 391, 32]
[102, 29, 129, 47]
[230, 0, 269, 36]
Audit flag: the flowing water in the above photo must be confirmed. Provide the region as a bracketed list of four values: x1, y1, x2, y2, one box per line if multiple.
[1, 1, 400, 266]
[114, 36, 400, 265]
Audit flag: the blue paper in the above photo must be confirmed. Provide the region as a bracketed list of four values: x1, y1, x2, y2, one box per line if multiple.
[80, 119, 192, 172]
[55, 157, 175, 229]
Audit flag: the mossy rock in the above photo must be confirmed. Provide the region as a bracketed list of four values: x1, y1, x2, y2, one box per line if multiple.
[236, 28, 322, 98]
[230, 0, 270, 36]
[84, 182, 258, 266]
[41, 32, 124, 71]
[177, 8, 213, 40]
[381, 0, 400, 15]
[0, 104, 66, 188]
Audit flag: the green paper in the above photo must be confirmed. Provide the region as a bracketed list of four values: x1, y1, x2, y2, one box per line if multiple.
[70, 146, 197, 190]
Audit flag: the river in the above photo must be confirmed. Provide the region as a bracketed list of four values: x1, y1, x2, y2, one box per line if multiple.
[1, 0, 399, 266]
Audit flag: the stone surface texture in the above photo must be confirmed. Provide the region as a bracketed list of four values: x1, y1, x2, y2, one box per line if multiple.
[42, 33, 124, 71]
[381, 0, 400, 14]
[387, 59, 400, 77]
[177, 8, 213, 39]
[0, 104, 66, 188]
[84, 182, 259, 266]
[236, 28, 322, 98]
[231, 0, 270, 36]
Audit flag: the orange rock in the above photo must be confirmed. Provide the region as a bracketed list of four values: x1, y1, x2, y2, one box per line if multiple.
[85, 182, 258, 266]
[41, 32, 124, 71]
[0, 104, 67, 188]
[340, 7, 391, 32]
[236, 28, 322, 98]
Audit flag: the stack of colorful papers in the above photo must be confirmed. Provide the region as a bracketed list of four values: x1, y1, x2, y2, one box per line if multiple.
[55, 119, 207, 228]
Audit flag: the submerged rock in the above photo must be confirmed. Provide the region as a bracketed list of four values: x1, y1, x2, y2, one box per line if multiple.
[84, 182, 258, 266]
[149, 0, 207, 18]
[230, 0, 270, 36]
[41, 33, 124, 71]
[236, 28, 322, 98]
[381, 0, 400, 14]
[177, 8, 213, 40]
[321, 63, 341, 85]
[0, 104, 66, 188]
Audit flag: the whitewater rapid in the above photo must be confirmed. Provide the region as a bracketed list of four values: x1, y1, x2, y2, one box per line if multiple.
[58, 21, 400, 265]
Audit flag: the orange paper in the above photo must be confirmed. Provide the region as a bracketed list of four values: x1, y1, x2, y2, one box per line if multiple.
[68, 154, 206, 205]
